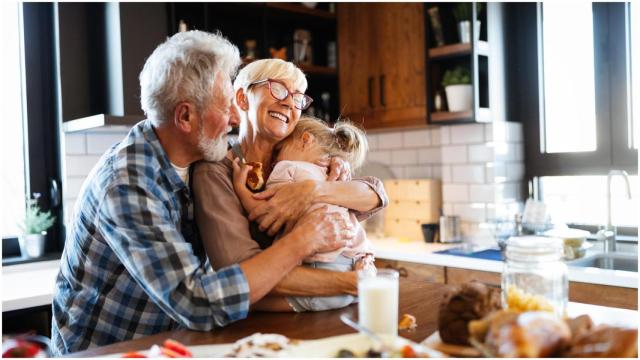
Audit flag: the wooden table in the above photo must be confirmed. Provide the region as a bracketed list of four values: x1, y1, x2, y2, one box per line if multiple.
[70, 280, 449, 357]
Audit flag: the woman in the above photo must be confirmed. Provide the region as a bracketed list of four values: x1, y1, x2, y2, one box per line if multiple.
[192, 59, 387, 310]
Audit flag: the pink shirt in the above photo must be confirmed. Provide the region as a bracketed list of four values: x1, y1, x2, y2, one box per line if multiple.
[267, 160, 373, 263]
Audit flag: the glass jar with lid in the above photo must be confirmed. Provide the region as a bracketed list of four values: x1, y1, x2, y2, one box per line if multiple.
[502, 236, 568, 318]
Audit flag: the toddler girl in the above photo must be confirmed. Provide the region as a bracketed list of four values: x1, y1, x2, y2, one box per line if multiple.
[233, 116, 374, 312]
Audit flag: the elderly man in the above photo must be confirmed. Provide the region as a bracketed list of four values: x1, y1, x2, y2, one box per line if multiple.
[51, 31, 352, 355]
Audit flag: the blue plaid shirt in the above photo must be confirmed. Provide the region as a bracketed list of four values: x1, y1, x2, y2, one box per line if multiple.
[51, 120, 250, 355]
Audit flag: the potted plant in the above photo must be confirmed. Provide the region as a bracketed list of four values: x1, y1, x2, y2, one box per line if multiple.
[441, 67, 472, 112]
[453, 3, 483, 44]
[18, 193, 55, 258]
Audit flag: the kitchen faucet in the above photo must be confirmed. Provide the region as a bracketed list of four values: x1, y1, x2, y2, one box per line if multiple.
[597, 170, 632, 253]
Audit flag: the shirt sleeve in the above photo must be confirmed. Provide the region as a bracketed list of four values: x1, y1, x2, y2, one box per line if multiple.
[192, 161, 263, 269]
[96, 182, 250, 331]
[351, 176, 389, 222]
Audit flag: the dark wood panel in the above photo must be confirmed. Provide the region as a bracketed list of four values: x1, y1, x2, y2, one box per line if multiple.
[569, 282, 637, 310]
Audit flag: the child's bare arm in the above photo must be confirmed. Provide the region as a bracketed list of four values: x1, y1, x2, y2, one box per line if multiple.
[231, 158, 263, 213]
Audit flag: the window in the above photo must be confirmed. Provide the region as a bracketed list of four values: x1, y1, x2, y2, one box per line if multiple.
[2, 3, 64, 262]
[1, 1, 27, 239]
[514, 3, 638, 234]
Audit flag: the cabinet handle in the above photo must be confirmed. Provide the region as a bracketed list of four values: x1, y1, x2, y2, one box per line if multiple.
[368, 77, 374, 108]
[379, 74, 386, 107]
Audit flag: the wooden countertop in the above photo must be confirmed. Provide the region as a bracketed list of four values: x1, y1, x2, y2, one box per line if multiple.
[68, 279, 445, 357]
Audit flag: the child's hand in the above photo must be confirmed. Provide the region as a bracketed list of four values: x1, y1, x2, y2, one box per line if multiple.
[231, 157, 252, 194]
[354, 253, 376, 273]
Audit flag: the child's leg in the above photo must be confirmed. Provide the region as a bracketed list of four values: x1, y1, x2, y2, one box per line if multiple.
[251, 296, 296, 312]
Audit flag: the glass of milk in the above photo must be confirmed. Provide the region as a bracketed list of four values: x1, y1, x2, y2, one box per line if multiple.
[357, 268, 399, 336]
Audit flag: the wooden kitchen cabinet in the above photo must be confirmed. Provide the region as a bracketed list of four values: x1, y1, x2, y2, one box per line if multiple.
[337, 3, 427, 130]
[375, 259, 445, 284]
[446, 267, 638, 310]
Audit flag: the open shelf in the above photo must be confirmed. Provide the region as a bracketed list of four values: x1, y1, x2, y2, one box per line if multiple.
[266, 3, 336, 20]
[428, 40, 489, 59]
[298, 63, 337, 76]
[431, 108, 490, 123]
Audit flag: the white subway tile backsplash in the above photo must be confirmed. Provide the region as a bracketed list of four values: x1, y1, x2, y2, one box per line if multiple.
[432, 127, 450, 146]
[441, 145, 467, 164]
[468, 144, 494, 163]
[367, 150, 391, 165]
[65, 133, 86, 155]
[389, 166, 405, 178]
[507, 122, 523, 142]
[417, 148, 441, 164]
[486, 163, 507, 183]
[64, 177, 86, 199]
[506, 163, 525, 181]
[453, 203, 486, 222]
[441, 165, 451, 182]
[86, 132, 126, 155]
[431, 166, 442, 179]
[484, 124, 494, 142]
[443, 184, 469, 202]
[514, 143, 524, 161]
[493, 142, 510, 162]
[469, 184, 495, 202]
[404, 165, 432, 179]
[377, 132, 404, 149]
[65, 155, 102, 177]
[452, 164, 485, 183]
[391, 149, 418, 165]
[403, 129, 431, 148]
[451, 124, 484, 144]
[443, 203, 454, 215]
[366, 133, 379, 150]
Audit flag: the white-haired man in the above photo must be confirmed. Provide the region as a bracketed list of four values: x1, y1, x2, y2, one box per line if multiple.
[51, 31, 352, 355]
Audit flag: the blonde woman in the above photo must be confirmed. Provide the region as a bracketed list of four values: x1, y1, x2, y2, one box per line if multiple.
[192, 59, 388, 310]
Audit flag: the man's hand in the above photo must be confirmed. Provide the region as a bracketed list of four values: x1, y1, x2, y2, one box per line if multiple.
[325, 157, 352, 182]
[250, 180, 318, 236]
[288, 205, 355, 256]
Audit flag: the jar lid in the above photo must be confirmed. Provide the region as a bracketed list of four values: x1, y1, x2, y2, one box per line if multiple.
[506, 236, 564, 262]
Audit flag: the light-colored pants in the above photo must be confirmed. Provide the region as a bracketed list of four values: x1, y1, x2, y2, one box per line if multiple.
[286, 255, 357, 312]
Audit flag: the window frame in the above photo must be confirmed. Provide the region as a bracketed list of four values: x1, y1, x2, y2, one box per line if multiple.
[3, 3, 65, 264]
[511, 3, 637, 237]
[527, 2, 637, 177]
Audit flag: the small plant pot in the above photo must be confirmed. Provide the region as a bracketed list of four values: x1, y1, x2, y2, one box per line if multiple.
[19, 232, 46, 258]
[444, 84, 472, 112]
[457, 20, 481, 43]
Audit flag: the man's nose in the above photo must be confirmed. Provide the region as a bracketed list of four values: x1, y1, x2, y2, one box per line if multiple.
[229, 102, 241, 127]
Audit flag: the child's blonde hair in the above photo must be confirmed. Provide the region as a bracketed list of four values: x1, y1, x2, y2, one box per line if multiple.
[291, 116, 368, 170]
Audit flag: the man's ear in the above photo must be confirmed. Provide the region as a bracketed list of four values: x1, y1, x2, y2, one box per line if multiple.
[236, 88, 249, 111]
[173, 102, 196, 133]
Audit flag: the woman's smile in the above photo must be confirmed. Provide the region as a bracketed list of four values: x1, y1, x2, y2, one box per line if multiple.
[268, 110, 290, 124]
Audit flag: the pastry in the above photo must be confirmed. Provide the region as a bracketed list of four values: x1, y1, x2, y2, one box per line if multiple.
[398, 313, 417, 330]
[564, 325, 638, 358]
[438, 281, 502, 345]
[469, 310, 571, 358]
[246, 161, 264, 192]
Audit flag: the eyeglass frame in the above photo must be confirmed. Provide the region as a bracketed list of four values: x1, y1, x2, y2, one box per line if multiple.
[248, 78, 313, 110]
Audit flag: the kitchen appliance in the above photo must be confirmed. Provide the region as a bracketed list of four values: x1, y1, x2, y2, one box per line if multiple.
[439, 215, 462, 243]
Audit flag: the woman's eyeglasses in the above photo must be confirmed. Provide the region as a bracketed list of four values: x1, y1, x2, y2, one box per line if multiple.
[249, 79, 313, 110]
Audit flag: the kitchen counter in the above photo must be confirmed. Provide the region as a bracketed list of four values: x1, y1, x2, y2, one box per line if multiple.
[371, 237, 638, 289]
[2, 260, 59, 312]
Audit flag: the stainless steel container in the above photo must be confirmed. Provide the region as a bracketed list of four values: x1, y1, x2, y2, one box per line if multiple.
[439, 215, 461, 243]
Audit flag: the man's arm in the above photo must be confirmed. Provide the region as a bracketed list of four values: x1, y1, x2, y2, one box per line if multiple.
[192, 161, 357, 298]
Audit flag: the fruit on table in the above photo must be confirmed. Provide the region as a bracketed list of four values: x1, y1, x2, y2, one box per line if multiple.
[2, 340, 42, 358]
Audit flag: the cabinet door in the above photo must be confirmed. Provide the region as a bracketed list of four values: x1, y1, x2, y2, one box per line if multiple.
[371, 3, 427, 128]
[337, 3, 377, 127]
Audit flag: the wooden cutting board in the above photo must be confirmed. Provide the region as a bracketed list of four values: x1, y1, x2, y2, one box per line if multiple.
[383, 179, 441, 240]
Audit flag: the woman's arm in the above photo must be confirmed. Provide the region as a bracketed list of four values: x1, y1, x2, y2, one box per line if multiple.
[250, 176, 388, 235]
[192, 160, 356, 296]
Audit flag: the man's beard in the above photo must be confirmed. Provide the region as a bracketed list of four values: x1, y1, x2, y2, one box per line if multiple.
[198, 124, 229, 161]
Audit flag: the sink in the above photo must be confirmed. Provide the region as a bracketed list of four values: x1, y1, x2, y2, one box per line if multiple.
[568, 252, 638, 272]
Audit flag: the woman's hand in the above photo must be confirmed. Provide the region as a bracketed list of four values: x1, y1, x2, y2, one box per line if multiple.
[231, 158, 251, 194]
[250, 180, 319, 236]
[288, 205, 355, 256]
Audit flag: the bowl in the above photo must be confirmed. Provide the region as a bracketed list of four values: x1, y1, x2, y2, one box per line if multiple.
[544, 228, 591, 260]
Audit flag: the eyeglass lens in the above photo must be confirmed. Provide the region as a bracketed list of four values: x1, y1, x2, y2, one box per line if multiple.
[269, 81, 311, 110]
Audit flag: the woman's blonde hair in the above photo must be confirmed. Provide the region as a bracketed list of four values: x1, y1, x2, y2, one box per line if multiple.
[233, 58, 307, 94]
[291, 116, 368, 170]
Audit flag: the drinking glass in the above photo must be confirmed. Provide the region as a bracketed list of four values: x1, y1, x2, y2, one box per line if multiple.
[357, 269, 399, 336]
